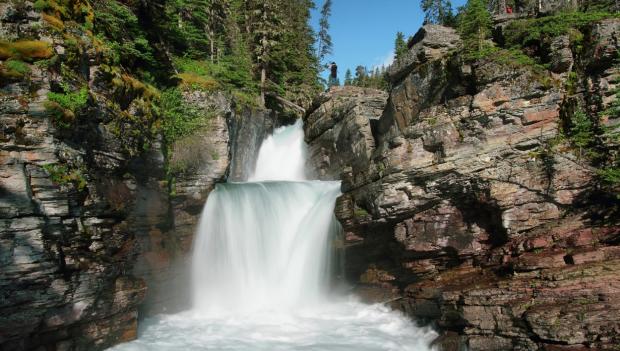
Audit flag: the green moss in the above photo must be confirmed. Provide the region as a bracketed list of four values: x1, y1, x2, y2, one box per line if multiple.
[473, 47, 553, 88]
[354, 207, 369, 217]
[33, 0, 51, 12]
[0, 59, 31, 80]
[34, 0, 94, 28]
[45, 83, 89, 128]
[42, 163, 87, 191]
[6, 59, 29, 75]
[47, 84, 89, 112]
[0, 40, 54, 61]
[44, 101, 73, 128]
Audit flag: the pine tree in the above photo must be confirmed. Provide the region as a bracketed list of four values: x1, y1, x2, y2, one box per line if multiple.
[316, 0, 333, 68]
[394, 31, 407, 61]
[354, 65, 366, 86]
[458, 0, 493, 56]
[205, 0, 230, 62]
[246, 0, 283, 106]
[344, 69, 352, 85]
[269, 0, 320, 105]
[421, 0, 455, 25]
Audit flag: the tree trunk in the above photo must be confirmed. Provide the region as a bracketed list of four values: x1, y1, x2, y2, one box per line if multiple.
[210, 28, 215, 63]
[260, 66, 266, 108]
[259, 2, 268, 108]
[209, 8, 215, 63]
[266, 92, 305, 114]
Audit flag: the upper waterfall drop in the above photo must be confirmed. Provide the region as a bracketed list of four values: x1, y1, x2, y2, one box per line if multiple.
[249, 119, 308, 181]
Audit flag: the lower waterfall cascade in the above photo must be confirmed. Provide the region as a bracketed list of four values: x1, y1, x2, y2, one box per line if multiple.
[109, 121, 437, 351]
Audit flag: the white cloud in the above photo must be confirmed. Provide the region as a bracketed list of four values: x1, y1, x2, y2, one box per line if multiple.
[372, 51, 395, 70]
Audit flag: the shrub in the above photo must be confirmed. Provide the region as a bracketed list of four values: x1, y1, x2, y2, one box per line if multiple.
[504, 11, 617, 48]
[48, 84, 89, 112]
[168, 133, 214, 174]
[175, 57, 257, 94]
[177, 72, 219, 91]
[42, 163, 87, 191]
[569, 109, 597, 158]
[599, 167, 620, 185]
[160, 88, 211, 143]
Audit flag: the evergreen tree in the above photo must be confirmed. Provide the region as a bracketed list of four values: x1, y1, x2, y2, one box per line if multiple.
[247, 0, 283, 106]
[317, 0, 333, 67]
[458, 0, 493, 56]
[344, 69, 352, 85]
[394, 31, 407, 61]
[421, 0, 455, 25]
[354, 65, 366, 86]
[269, 0, 321, 105]
[98, 0, 319, 109]
[205, 0, 231, 62]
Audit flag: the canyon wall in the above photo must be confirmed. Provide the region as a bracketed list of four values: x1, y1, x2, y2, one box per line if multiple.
[305, 22, 620, 351]
[0, 3, 275, 349]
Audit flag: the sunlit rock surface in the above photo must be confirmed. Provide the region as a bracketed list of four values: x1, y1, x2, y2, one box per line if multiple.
[305, 22, 620, 350]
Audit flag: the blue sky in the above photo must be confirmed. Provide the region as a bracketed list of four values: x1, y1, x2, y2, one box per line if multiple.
[311, 0, 467, 80]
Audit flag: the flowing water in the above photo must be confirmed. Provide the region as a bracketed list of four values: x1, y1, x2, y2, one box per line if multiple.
[110, 121, 437, 351]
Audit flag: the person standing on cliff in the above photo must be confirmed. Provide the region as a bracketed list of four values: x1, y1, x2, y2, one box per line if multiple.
[328, 62, 340, 89]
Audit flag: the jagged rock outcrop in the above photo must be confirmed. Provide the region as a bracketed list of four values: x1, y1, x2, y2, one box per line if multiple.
[304, 87, 388, 179]
[305, 21, 620, 351]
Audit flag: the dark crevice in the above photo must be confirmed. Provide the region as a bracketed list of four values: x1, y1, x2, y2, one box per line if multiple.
[438, 177, 509, 248]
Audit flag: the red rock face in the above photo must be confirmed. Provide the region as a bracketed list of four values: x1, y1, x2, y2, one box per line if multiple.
[304, 21, 620, 351]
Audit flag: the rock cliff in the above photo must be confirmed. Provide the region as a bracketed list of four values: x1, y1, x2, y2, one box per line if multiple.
[305, 22, 620, 350]
[0, 2, 275, 349]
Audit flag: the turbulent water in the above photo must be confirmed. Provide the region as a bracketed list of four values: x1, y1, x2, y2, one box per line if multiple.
[109, 121, 437, 351]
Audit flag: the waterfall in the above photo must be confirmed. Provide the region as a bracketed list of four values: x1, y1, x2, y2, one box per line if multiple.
[192, 181, 341, 313]
[249, 119, 308, 182]
[110, 121, 437, 351]
[192, 119, 340, 313]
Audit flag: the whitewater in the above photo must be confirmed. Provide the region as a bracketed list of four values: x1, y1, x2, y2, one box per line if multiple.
[109, 119, 436, 351]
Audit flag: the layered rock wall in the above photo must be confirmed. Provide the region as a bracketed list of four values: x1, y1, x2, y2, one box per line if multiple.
[305, 22, 620, 350]
[0, 4, 275, 349]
